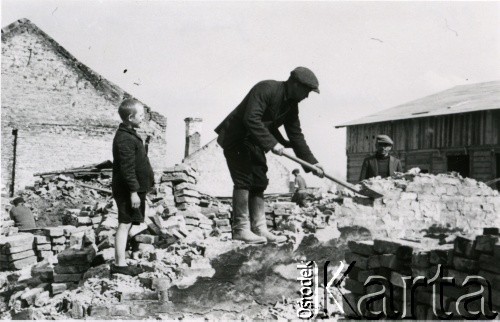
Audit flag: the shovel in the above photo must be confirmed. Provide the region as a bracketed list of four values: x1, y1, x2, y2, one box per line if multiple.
[281, 151, 384, 199]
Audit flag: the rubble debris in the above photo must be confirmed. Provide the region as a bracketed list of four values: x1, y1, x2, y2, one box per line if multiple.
[1, 169, 499, 319]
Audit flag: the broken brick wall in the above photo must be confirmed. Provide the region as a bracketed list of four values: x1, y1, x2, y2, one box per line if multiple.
[1, 19, 167, 193]
[182, 139, 291, 197]
[337, 173, 500, 239]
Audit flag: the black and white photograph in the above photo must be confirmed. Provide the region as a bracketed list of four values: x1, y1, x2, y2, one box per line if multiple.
[1, 0, 499, 320]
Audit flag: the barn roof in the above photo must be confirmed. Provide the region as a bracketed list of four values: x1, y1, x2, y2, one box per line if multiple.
[336, 80, 500, 128]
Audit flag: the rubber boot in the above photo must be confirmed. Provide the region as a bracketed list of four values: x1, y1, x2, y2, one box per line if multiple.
[231, 189, 267, 244]
[250, 190, 287, 244]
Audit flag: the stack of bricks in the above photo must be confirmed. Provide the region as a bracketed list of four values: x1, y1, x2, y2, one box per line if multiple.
[340, 172, 500, 240]
[133, 234, 158, 253]
[0, 233, 37, 270]
[63, 204, 102, 229]
[160, 165, 199, 211]
[214, 211, 231, 238]
[34, 234, 52, 261]
[94, 205, 119, 263]
[343, 229, 500, 319]
[156, 181, 176, 209]
[267, 202, 296, 230]
[52, 246, 96, 294]
[42, 227, 68, 254]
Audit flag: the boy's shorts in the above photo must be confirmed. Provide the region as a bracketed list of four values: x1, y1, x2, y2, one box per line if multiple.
[114, 192, 146, 224]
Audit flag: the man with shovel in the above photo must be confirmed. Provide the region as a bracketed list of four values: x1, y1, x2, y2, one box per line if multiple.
[215, 67, 325, 244]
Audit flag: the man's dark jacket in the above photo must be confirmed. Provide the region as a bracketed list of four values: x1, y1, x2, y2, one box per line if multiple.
[112, 124, 154, 196]
[215, 80, 318, 168]
[359, 155, 403, 181]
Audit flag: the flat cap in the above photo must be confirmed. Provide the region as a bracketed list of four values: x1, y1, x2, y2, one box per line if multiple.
[376, 135, 394, 145]
[11, 197, 25, 205]
[290, 67, 320, 93]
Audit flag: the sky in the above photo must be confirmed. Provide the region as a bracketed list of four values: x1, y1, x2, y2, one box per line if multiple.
[2, 0, 500, 186]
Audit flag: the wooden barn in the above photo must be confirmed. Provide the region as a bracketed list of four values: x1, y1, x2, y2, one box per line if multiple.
[336, 80, 500, 186]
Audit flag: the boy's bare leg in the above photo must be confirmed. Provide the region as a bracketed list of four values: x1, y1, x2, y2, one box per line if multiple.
[128, 222, 147, 239]
[115, 222, 132, 266]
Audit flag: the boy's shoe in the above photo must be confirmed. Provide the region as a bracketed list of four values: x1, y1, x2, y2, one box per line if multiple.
[110, 264, 144, 276]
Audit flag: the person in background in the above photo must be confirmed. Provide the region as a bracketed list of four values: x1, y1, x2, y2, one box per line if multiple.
[291, 168, 309, 207]
[9, 197, 36, 231]
[359, 134, 403, 181]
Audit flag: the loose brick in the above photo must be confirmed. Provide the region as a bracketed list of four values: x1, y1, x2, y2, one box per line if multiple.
[373, 238, 418, 260]
[454, 236, 478, 259]
[345, 252, 369, 269]
[57, 246, 96, 265]
[1, 242, 33, 255]
[452, 256, 478, 273]
[9, 256, 37, 269]
[411, 251, 430, 268]
[345, 278, 364, 294]
[478, 254, 500, 274]
[51, 236, 66, 244]
[347, 240, 374, 256]
[379, 254, 404, 270]
[429, 246, 454, 266]
[44, 227, 64, 237]
[134, 234, 158, 244]
[120, 290, 159, 302]
[53, 273, 82, 283]
[0, 249, 35, 261]
[367, 255, 381, 269]
[475, 235, 498, 254]
[34, 235, 50, 244]
[36, 244, 51, 251]
[51, 283, 68, 295]
[0, 233, 34, 248]
[90, 304, 109, 316]
[54, 264, 90, 274]
[109, 304, 131, 316]
[390, 271, 411, 288]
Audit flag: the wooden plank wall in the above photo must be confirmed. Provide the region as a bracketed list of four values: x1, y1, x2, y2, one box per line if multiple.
[346, 110, 499, 154]
[345, 110, 500, 183]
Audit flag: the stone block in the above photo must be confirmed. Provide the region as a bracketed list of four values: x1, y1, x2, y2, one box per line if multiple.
[34, 235, 50, 244]
[120, 290, 159, 302]
[347, 240, 374, 256]
[44, 227, 64, 237]
[452, 256, 478, 273]
[57, 246, 96, 265]
[36, 244, 51, 251]
[379, 254, 404, 270]
[345, 278, 364, 295]
[134, 234, 159, 244]
[0, 250, 35, 261]
[137, 243, 155, 252]
[52, 244, 66, 252]
[373, 238, 419, 260]
[345, 252, 369, 269]
[367, 255, 381, 269]
[37, 250, 53, 259]
[31, 262, 54, 281]
[0, 233, 34, 248]
[390, 271, 411, 288]
[478, 254, 500, 274]
[483, 228, 499, 235]
[454, 236, 479, 259]
[90, 305, 109, 316]
[474, 235, 498, 254]
[54, 264, 90, 274]
[9, 256, 37, 270]
[21, 287, 44, 306]
[51, 283, 69, 295]
[2, 242, 33, 255]
[109, 304, 131, 316]
[53, 273, 82, 283]
[173, 182, 196, 191]
[429, 246, 454, 266]
[411, 251, 430, 268]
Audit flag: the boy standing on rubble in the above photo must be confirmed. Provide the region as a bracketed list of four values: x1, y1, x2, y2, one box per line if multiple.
[111, 98, 154, 276]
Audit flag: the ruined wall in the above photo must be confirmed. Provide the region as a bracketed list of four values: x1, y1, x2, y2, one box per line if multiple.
[182, 139, 290, 196]
[1, 19, 167, 192]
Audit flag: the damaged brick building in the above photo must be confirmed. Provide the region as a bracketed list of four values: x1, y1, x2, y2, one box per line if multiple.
[181, 117, 291, 197]
[337, 81, 500, 185]
[1, 19, 168, 195]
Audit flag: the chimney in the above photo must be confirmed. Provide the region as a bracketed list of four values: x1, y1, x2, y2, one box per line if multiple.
[184, 117, 203, 157]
